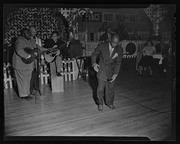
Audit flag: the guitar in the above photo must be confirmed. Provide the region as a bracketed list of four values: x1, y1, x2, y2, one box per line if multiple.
[20, 45, 58, 64]
[44, 42, 67, 63]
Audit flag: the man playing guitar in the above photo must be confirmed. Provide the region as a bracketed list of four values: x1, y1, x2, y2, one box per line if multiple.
[29, 26, 48, 96]
[43, 31, 64, 76]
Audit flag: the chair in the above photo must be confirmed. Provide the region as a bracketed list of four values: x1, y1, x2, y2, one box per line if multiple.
[62, 59, 78, 81]
[137, 55, 154, 76]
[40, 64, 49, 85]
[4, 63, 13, 89]
[69, 43, 86, 79]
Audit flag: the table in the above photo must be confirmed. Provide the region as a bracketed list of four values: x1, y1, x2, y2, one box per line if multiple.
[153, 54, 165, 75]
[153, 54, 163, 64]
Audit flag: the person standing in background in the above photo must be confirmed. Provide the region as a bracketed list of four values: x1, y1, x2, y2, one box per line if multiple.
[99, 26, 114, 42]
[29, 26, 47, 64]
[29, 26, 47, 96]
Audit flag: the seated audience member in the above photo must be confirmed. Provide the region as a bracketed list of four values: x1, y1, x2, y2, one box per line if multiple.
[138, 40, 156, 76]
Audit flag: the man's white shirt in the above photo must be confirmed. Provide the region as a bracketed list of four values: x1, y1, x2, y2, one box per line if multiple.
[109, 42, 114, 57]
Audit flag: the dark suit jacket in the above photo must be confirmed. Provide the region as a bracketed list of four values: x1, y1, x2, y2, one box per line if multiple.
[91, 41, 123, 81]
[99, 32, 109, 42]
[12, 36, 36, 70]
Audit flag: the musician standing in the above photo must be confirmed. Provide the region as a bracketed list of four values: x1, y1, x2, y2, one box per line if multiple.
[43, 31, 63, 76]
[29, 26, 47, 95]
[29, 26, 47, 62]
[12, 28, 35, 100]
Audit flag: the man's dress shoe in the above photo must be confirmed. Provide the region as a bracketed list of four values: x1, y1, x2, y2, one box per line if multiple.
[20, 95, 32, 100]
[57, 72, 62, 76]
[108, 105, 116, 110]
[98, 105, 103, 112]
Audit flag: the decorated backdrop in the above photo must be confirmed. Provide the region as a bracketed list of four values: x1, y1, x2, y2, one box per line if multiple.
[4, 7, 92, 46]
[4, 7, 69, 46]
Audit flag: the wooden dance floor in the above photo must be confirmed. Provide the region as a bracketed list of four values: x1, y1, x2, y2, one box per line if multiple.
[4, 70, 173, 141]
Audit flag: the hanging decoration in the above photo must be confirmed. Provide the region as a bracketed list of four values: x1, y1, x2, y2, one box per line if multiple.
[58, 8, 92, 40]
[144, 4, 168, 36]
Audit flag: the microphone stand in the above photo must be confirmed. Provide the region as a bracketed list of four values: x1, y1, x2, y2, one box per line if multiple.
[37, 45, 42, 97]
[37, 38, 42, 97]
[34, 44, 42, 104]
[34, 37, 42, 99]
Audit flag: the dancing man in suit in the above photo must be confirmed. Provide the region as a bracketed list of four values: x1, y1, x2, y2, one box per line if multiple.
[91, 34, 123, 111]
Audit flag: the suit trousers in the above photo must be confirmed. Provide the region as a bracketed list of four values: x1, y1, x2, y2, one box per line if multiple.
[97, 78, 116, 106]
[50, 55, 62, 76]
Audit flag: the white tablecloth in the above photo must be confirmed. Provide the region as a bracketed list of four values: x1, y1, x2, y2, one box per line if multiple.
[153, 54, 163, 59]
[153, 54, 163, 64]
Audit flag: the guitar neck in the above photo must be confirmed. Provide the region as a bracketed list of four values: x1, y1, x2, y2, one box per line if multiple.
[40, 49, 54, 55]
[39, 43, 66, 55]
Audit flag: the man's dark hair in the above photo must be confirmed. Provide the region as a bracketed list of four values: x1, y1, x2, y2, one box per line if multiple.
[51, 31, 59, 36]
[20, 28, 29, 36]
[29, 25, 36, 29]
[111, 34, 119, 41]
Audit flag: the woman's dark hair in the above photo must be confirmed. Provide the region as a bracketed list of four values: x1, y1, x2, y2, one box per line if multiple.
[51, 31, 59, 36]
[145, 39, 153, 46]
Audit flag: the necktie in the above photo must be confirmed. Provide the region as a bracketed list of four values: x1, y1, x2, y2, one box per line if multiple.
[110, 47, 114, 57]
